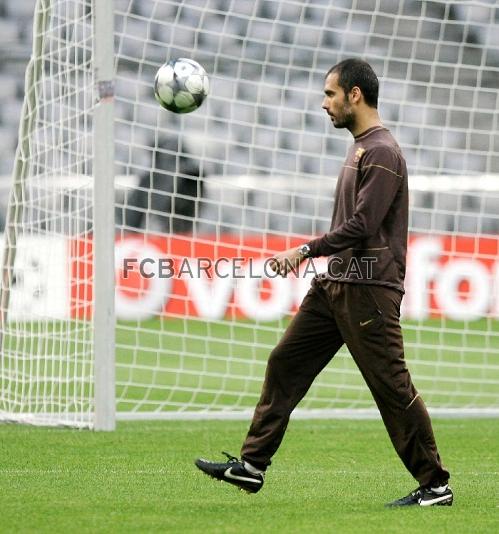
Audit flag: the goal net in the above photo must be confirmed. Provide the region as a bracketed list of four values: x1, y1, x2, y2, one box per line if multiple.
[1, 0, 498, 427]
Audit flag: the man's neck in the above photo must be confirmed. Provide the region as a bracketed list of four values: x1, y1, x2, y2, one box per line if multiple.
[349, 110, 383, 138]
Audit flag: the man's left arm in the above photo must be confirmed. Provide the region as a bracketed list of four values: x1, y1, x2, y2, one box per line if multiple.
[307, 145, 402, 258]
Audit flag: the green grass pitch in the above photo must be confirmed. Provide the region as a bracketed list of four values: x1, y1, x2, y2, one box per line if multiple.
[4, 318, 498, 413]
[1, 318, 499, 531]
[114, 317, 499, 412]
[1, 418, 498, 532]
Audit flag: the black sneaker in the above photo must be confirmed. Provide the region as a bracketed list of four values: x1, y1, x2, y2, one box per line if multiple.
[386, 485, 453, 507]
[195, 451, 264, 494]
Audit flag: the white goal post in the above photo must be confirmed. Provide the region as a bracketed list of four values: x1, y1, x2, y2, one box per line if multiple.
[0, 0, 116, 429]
[1, 0, 498, 428]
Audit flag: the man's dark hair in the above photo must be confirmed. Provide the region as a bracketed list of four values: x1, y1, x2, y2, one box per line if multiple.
[327, 59, 379, 108]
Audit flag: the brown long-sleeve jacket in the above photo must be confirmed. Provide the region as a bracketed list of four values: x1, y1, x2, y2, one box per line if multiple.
[308, 126, 409, 293]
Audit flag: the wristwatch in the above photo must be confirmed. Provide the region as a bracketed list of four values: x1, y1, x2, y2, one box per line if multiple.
[298, 243, 311, 258]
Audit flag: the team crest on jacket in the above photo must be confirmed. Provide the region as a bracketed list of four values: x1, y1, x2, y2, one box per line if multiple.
[353, 147, 366, 163]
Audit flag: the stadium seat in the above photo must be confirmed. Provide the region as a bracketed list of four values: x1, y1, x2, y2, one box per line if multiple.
[4, 0, 36, 19]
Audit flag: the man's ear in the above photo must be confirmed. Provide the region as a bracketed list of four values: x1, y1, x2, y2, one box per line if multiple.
[349, 86, 362, 104]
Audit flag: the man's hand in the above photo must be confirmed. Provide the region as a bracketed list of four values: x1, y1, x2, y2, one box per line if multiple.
[269, 247, 306, 277]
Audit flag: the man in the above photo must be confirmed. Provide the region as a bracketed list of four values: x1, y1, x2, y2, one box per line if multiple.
[123, 136, 203, 234]
[195, 59, 452, 507]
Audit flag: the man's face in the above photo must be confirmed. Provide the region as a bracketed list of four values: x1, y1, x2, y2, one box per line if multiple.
[322, 72, 355, 130]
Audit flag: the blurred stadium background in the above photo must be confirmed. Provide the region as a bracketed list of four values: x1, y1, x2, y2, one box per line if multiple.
[0, 1, 497, 233]
[0, 0, 498, 425]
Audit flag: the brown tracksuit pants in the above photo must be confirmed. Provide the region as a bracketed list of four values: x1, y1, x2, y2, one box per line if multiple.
[241, 278, 449, 487]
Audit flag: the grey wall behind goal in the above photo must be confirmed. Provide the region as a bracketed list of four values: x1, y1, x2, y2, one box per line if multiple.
[0, 173, 497, 238]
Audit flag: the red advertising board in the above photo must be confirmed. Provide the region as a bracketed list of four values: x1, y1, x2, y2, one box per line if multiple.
[70, 234, 499, 321]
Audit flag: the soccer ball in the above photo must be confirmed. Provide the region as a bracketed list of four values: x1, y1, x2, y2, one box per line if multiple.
[154, 58, 209, 114]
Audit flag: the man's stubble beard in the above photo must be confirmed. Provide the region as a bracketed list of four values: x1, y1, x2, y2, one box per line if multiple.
[333, 97, 357, 132]
[333, 108, 356, 131]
